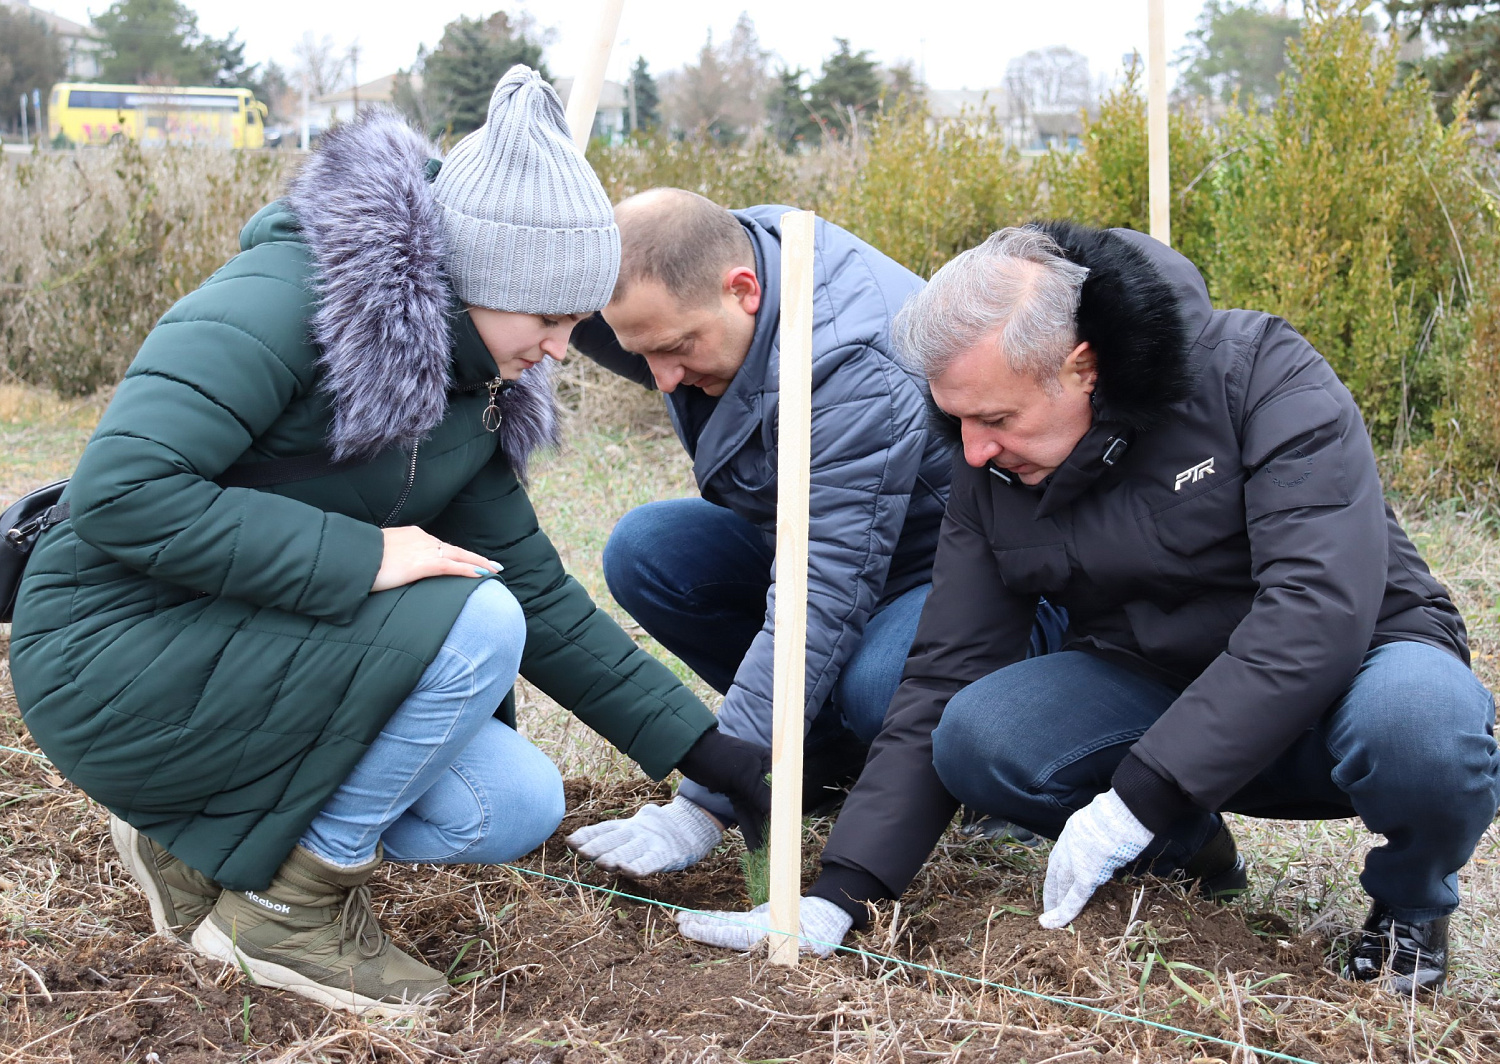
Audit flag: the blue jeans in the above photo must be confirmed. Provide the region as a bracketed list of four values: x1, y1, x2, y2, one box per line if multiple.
[931, 642, 1500, 921]
[604, 498, 1067, 820]
[301, 580, 564, 868]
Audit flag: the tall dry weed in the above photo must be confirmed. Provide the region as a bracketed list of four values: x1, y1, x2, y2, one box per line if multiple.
[4, 3, 1499, 499]
[1, 144, 287, 396]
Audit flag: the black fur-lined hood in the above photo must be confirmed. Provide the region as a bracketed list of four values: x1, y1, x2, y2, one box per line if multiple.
[1035, 220, 1205, 433]
[279, 109, 562, 474]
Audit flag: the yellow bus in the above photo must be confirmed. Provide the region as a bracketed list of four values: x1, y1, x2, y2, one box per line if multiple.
[48, 83, 269, 149]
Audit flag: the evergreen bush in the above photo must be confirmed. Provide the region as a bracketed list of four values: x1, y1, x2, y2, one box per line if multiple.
[2, 0, 1495, 497]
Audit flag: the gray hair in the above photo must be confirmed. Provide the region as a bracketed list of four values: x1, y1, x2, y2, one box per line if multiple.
[894, 226, 1090, 389]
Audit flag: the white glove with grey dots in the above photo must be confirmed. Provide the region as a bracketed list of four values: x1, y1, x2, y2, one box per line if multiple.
[1039, 788, 1154, 929]
[676, 896, 854, 957]
[565, 794, 722, 878]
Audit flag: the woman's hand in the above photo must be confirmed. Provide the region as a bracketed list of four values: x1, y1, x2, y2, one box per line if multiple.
[372, 526, 502, 592]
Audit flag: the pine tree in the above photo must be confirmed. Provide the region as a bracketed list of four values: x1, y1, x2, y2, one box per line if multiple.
[423, 13, 547, 137]
[767, 66, 818, 150]
[203, 31, 257, 89]
[628, 56, 660, 133]
[1389, 0, 1500, 120]
[807, 39, 883, 139]
[93, 0, 217, 85]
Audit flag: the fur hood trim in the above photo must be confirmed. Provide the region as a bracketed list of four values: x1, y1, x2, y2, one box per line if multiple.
[286, 108, 561, 473]
[1037, 220, 1195, 432]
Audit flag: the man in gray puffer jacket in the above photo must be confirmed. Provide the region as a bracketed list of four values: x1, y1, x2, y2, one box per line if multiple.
[566, 190, 1063, 875]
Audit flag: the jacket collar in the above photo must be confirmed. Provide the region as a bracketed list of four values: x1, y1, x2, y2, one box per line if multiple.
[1036, 221, 1199, 433]
[933, 224, 1204, 514]
[280, 109, 560, 475]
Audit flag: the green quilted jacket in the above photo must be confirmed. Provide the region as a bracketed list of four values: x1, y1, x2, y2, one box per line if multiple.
[8, 115, 714, 891]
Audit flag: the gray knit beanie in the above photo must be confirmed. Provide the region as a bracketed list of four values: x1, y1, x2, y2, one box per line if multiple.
[432, 65, 620, 314]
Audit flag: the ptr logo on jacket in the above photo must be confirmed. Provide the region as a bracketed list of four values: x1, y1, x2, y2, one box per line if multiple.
[1174, 457, 1215, 491]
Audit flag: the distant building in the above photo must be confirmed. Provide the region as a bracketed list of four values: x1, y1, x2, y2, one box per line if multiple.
[310, 73, 626, 142]
[554, 77, 627, 142]
[1, 0, 103, 80]
[927, 85, 1089, 151]
[315, 73, 416, 126]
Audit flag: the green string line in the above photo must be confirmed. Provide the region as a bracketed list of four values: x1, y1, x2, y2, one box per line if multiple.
[0, 743, 1318, 1061]
[502, 861, 1321, 1064]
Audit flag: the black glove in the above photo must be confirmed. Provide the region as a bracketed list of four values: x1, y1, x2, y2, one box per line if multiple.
[676, 728, 772, 851]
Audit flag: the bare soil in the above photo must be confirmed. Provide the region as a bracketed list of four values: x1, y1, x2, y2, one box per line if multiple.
[10, 768, 1495, 1062]
[5, 425, 1500, 1061]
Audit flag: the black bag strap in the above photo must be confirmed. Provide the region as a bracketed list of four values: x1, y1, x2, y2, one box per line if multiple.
[214, 448, 377, 489]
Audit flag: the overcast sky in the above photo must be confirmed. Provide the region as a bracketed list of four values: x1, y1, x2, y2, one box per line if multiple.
[33, 0, 1310, 92]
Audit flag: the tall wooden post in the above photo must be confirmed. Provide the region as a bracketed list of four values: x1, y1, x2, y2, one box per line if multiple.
[1147, 0, 1171, 246]
[565, 0, 626, 150]
[768, 210, 816, 968]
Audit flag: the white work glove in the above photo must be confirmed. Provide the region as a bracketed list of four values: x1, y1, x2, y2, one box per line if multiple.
[676, 896, 854, 958]
[1039, 788, 1154, 929]
[565, 794, 722, 878]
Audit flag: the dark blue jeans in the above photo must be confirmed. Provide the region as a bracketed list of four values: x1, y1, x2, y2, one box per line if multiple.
[931, 643, 1500, 921]
[604, 498, 1066, 820]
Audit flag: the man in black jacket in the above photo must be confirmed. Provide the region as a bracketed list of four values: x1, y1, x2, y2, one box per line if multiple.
[675, 222, 1500, 995]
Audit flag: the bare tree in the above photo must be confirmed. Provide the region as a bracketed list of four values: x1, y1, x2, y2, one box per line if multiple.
[661, 12, 770, 141]
[1003, 45, 1093, 116]
[292, 32, 348, 101]
[1002, 45, 1093, 148]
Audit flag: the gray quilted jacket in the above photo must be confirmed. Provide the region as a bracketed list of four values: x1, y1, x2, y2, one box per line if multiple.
[573, 206, 950, 747]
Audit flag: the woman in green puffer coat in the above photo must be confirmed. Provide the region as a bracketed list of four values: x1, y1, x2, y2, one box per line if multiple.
[8, 68, 772, 1017]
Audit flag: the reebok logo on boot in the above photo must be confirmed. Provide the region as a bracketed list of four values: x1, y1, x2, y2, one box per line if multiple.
[245, 890, 291, 914]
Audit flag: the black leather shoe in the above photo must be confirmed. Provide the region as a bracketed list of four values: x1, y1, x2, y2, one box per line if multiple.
[1344, 902, 1449, 995]
[958, 806, 1039, 846]
[1181, 822, 1248, 902]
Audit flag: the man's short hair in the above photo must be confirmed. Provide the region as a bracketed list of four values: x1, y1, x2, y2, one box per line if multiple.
[894, 226, 1090, 390]
[612, 188, 755, 307]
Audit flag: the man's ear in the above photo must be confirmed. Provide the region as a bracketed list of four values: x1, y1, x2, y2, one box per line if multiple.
[1066, 341, 1099, 393]
[724, 265, 761, 316]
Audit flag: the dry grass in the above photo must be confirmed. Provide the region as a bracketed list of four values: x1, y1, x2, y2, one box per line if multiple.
[4, 384, 1500, 1061]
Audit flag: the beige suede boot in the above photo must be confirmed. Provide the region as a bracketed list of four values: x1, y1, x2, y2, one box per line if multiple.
[109, 814, 220, 940]
[191, 845, 449, 1016]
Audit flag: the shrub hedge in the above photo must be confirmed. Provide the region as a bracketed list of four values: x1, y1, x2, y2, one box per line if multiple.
[2, 1, 1495, 498]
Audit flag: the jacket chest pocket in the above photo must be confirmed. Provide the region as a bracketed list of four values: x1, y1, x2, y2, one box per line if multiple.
[1145, 475, 1251, 580]
[993, 544, 1071, 596]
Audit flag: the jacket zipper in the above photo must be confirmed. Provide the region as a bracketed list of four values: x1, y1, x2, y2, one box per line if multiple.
[375, 376, 498, 527]
[380, 441, 420, 527]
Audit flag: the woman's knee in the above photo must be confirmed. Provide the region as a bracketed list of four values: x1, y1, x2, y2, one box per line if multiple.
[469, 761, 564, 863]
[450, 579, 527, 683]
[461, 726, 565, 863]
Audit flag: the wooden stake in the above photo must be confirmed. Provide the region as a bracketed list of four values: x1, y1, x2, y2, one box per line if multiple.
[564, 0, 626, 151]
[1147, 0, 1171, 246]
[768, 210, 816, 968]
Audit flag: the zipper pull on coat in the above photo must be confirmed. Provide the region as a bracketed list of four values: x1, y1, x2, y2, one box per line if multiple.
[482, 379, 504, 432]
